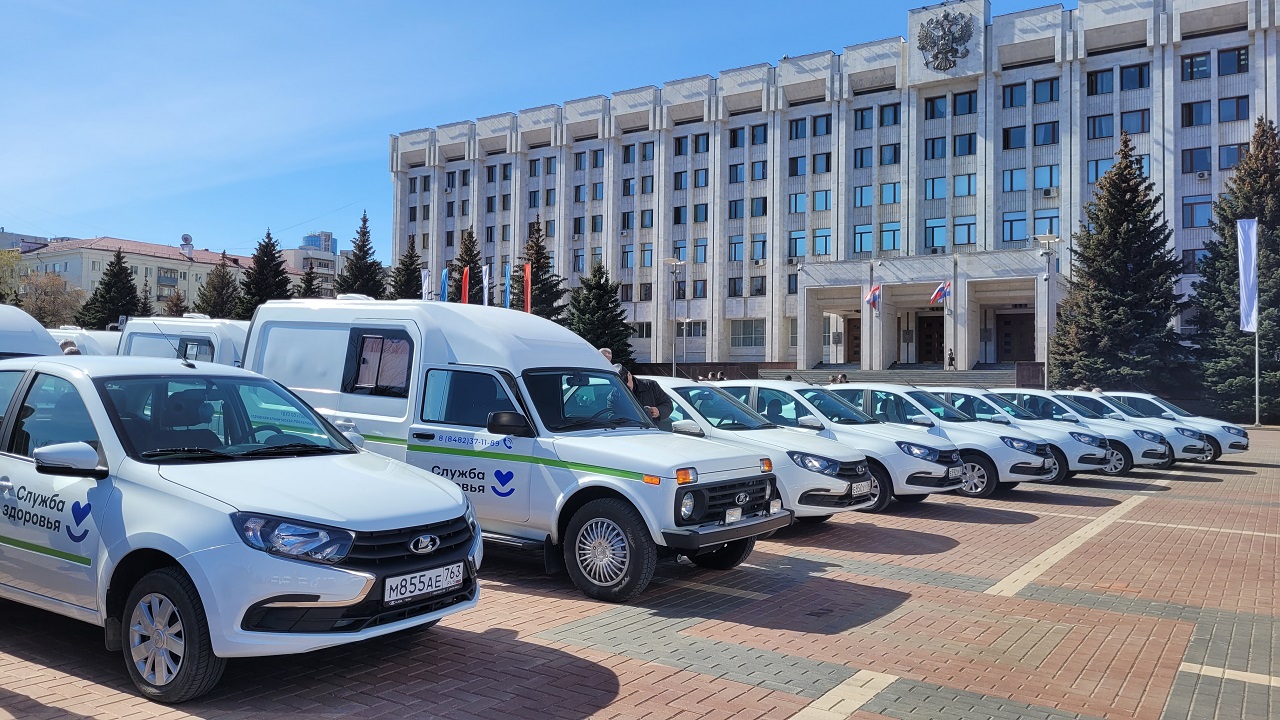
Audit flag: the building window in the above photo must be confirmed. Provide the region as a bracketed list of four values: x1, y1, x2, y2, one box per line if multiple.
[880, 143, 900, 165]
[572, 216, 585, 235]
[787, 230, 806, 258]
[954, 173, 976, 196]
[641, 175, 654, 193]
[446, 201, 455, 218]
[813, 190, 831, 211]
[1003, 168, 1027, 192]
[853, 224, 873, 253]
[1120, 63, 1150, 90]
[694, 203, 708, 222]
[1182, 148, 1211, 173]
[484, 226, 494, 243]
[673, 136, 688, 155]
[750, 197, 767, 217]
[1182, 195, 1212, 228]
[787, 274, 798, 295]
[751, 124, 768, 145]
[693, 279, 707, 297]
[638, 283, 652, 301]
[622, 178, 635, 196]
[788, 118, 807, 140]
[622, 144, 635, 163]
[1033, 209, 1059, 236]
[1219, 47, 1249, 75]
[672, 239, 687, 261]
[591, 214, 603, 233]
[953, 133, 976, 156]
[545, 157, 557, 175]
[1003, 126, 1026, 149]
[572, 248, 585, 273]
[1002, 83, 1026, 108]
[446, 230, 455, 247]
[1033, 78, 1059, 103]
[880, 222, 900, 251]
[853, 147, 873, 168]
[528, 159, 540, 177]
[1120, 109, 1150, 134]
[1181, 53, 1210, 81]
[621, 244, 634, 267]
[673, 206, 687, 225]
[729, 163, 745, 183]
[694, 238, 708, 264]
[954, 90, 977, 116]
[1220, 96, 1249, 123]
[593, 182, 604, 200]
[788, 156, 806, 176]
[728, 200, 744, 219]
[730, 319, 765, 348]
[880, 182, 900, 204]
[728, 128, 745, 148]
[1087, 69, 1113, 96]
[879, 103, 900, 126]
[1182, 249, 1210, 274]
[640, 243, 653, 267]
[460, 169, 470, 186]
[1033, 122, 1059, 146]
[853, 185, 873, 207]
[673, 171, 687, 190]
[408, 206, 417, 222]
[620, 211, 634, 230]
[853, 107, 873, 130]
[1033, 164, 1060, 189]
[641, 142, 654, 161]
[751, 160, 767, 180]
[810, 152, 830, 174]
[807, 228, 828, 256]
[1182, 101, 1211, 128]
[502, 224, 510, 242]
[574, 152, 586, 171]
[486, 195, 496, 213]
[728, 277, 744, 297]
[694, 133, 709, 153]
[408, 177, 417, 193]
[750, 233, 767, 260]
[750, 276, 767, 296]
[676, 321, 707, 337]
[528, 190, 539, 209]
[812, 114, 831, 136]
[1002, 212, 1027, 242]
[501, 163, 511, 181]
[1087, 158, 1115, 183]
[924, 176, 947, 199]
[728, 235, 744, 261]
[925, 96, 946, 120]
[925, 137, 946, 160]
[446, 171, 456, 188]
[618, 284, 633, 302]
[573, 185, 585, 202]
[640, 209, 653, 228]
[1221, 143, 1248, 170]
[694, 168, 708, 187]
[924, 218, 947, 248]
[1087, 114, 1114, 139]
[460, 199, 469, 216]
[953, 215, 977, 245]
[788, 193, 807, 213]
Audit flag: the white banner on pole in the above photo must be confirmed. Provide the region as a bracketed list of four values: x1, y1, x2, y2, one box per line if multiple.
[481, 265, 490, 306]
[1238, 218, 1258, 332]
[420, 269, 430, 300]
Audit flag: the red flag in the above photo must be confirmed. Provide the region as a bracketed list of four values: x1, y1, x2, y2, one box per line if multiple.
[523, 263, 532, 313]
[461, 267, 470, 304]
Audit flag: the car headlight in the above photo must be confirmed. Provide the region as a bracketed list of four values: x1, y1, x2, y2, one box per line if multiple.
[787, 451, 842, 477]
[231, 513, 354, 565]
[1175, 427, 1201, 439]
[1225, 426, 1247, 437]
[680, 493, 695, 520]
[1133, 429, 1164, 444]
[463, 498, 478, 531]
[896, 441, 940, 462]
[1001, 436, 1038, 454]
[1068, 431, 1105, 447]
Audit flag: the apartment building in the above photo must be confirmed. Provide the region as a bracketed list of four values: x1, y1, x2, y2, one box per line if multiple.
[389, 0, 1278, 369]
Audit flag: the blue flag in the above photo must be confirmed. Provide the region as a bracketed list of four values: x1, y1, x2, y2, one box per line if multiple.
[504, 265, 511, 308]
[439, 267, 449, 302]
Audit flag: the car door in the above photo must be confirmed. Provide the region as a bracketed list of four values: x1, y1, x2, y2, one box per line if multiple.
[0, 368, 29, 588]
[408, 367, 531, 523]
[0, 371, 109, 611]
[755, 388, 820, 429]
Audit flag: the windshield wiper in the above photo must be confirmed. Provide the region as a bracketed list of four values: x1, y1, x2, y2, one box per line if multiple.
[237, 443, 347, 457]
[140, 447, 235, 461]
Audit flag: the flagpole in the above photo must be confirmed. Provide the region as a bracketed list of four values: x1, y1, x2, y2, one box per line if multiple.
[1256, 330, 1261, 427]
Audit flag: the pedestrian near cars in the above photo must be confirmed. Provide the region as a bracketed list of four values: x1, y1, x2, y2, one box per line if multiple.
[60, 339, 80, 355]
[947, 348, 956, 370]
[784, 375, 793, 381]
[837, 373, 848, 383]
[599, 347, 612, 362]
[829, 375, 837, 384]
[611, 365, 673, 430]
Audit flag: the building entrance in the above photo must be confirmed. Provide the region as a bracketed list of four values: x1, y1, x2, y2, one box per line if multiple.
[997, 314, 1036, 362]
[844, 318, 861, 364]
[918, 314, 944, 363]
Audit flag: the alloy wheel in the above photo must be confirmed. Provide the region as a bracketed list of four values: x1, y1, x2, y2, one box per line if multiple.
[1102, 448, 1126, 474]
[129, 592, 186, 687]
[961, 462, 988, 493]
[575, 518, 630, 587]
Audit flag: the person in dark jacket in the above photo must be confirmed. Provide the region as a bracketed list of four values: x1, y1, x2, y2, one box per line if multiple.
[610, 365, 673, 430]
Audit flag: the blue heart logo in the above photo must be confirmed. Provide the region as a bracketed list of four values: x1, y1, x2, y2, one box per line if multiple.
[71, 501, 92, 526]
[494, 470, 514, 487]
[66, 526, 88, 543]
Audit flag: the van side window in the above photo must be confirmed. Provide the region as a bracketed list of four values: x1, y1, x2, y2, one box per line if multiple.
[421, 370, 516, 427]
[342, 328, 413, 398]
[177, 337, 214, 362]
[8, 374, 100, 457]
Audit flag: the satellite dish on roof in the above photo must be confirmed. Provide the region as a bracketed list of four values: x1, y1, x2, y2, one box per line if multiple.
[181, 234, 193, 244]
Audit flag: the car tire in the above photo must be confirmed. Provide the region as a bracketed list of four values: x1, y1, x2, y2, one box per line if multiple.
[796, 514, 833, 524]
[562, 498, 658, 602]
[1152, 442, 1177, 470]
[955, 453, 1000, 498]
[1101, 442, 1134, 476]
[894, 493, 928, 504]
[688, 538, 755, 570]
[1001, 482, 1021, 491]
[1043, 446, 1070, 483]
[122, 567, 225, 704]
[1203, 437, 1222, 462]
[856, 465, 894, 513]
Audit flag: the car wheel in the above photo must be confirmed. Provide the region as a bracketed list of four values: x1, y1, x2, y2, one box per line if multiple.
[796, 514, 832, 524]
[1100, 442, 1134, 475]
[1202, 437, 1222, 462]
[856, 465, 894, 513]
[1151, 442, 1177, 470]
[122, 567, 225, 703]
[894, 493, 928, 504]
[1042, 446, 1070, 483]
[688, 537, 756, 570]
[955, 454, 1000, 498]
[562, 498, 658, 602]
[1001, 482, 1021, 490]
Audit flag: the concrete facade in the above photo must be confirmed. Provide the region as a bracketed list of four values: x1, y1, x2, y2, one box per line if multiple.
[389, 0, 1278, 369]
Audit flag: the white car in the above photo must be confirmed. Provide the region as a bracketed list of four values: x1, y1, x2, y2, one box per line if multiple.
[993, 389, 1171, 475]
[1055, 390, 1210, 465]
[1, 304, 61, 359]
[0, 357, 480, 703]
[716, 380, 965, 510]
[830, 383, 1056, 498]
[1105, 391, 1249, 460]
[927, 387, 1110, 482]
[648, 377, 875, 523]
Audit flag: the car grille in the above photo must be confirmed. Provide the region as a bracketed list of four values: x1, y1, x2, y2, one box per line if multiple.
[937, 449, 961, 465]
[677, 474, 773, 526]
[1033, 443, 1052, 459]
[835, 460, 869, 481]
[341, 515, 474, 570]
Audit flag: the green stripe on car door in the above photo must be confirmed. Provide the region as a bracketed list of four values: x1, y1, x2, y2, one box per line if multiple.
[0, 533, 92, 566]
[368, 436, 648, 482]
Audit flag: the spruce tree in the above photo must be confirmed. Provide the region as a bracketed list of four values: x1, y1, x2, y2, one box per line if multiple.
[137, 280, 155, 317]
[237, 229, 292, 318]
[1192, 119, 1280, 421]
[294, 264, 323, 299]
[388, 240, 424, 299]
[510, 219, 568, 322]
[193, 252, 244, 319]
[1050, 132, 1189, 390]
[447, 228, 489, 304]
[568, 263, 634, 366]
[76, 248, 139, 329]
[162, 290, 189, 316]
[334, 211, 385, 298]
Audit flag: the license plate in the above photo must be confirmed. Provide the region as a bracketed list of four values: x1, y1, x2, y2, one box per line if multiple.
[948, 465, 963, 478]
[850, 480, 872, 495]
[384, 562, 465, 606]
[724, 507, 742, 524]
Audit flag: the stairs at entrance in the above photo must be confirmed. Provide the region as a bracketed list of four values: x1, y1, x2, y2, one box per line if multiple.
[758, 362, 1017, 387]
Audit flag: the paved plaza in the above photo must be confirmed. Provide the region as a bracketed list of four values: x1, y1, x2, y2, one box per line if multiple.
[1, 431, 1276, 719]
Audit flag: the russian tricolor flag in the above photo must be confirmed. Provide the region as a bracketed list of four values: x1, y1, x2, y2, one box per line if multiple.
[929, 281, 951, 305]
[864, 284, 882, 309]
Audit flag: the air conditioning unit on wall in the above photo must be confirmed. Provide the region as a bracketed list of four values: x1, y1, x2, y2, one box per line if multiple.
[1196, 171, 1211, 181]
[1040, 187, 1059, 199]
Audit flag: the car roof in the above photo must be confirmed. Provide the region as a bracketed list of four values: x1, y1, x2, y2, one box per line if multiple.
[829, 382, 928, 392]
[713, 379, 822, 391]
[926, 386, 1000, 395]
[0, 355, 262, 379]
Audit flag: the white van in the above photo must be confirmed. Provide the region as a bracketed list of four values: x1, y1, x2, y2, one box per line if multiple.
[244, 299, 791, 602]
[48, 327, 121, 355]
[118, 316, 247, 366]
[0, 305, 61, 359]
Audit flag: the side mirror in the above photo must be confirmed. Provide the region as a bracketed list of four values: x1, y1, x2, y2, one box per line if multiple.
[1060, 413, 1080, 423]
[671, 419, 704, 437]
[1160, 412, 1176, 420]
[798, 416, 824, 430]
[34, 442, 108, 480]
[986, 415, 1012, 425]
[1106, 413, 1125, 421]
[487, 411, 535, 438]
[907, 414, 934, 427]
[343, 431, 366, 448]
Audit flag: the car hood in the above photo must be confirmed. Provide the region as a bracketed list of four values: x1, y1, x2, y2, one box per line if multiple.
[551, 429, 760, 477]
[1003, 418, 1095, 444]
[716, 427, 866, 461]
[934, 420, 1046, 446]
[827, 421, 959, 451]
[1071, 416, 1162, 440]
[156, 452, 466, 532]
[1112, 415, 1199, 437]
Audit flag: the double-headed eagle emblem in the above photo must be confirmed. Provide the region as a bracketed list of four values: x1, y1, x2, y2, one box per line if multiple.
[918, 10, 975, 72]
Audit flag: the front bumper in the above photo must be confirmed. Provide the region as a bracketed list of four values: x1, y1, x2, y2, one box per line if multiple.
[1075, 453, 1108, 466]
[1172, 438, 1209, 460]
[1125, 437, 1169, 466]
[1141, 447, 1171, 460]
[775, 466, 874, 516]
[1008, 459, 1056, 478]
[661, 510, 794, 550]
[1228, 440, 1249, 452]
[893, 453, 965, 496]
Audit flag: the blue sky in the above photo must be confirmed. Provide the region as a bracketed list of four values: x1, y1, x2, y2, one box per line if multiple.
[1, 0, 1074, 260]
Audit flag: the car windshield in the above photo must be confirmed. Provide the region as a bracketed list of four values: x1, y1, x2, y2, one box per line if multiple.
[907, 391, 973, 422]
[1059, 394, 1131, 418]
[950, 392, 1032, 421]
[982, 393, 1040, 420]
[674, 386, 770, 430]
[1149, 396, 1195, 417]
[1052, 395, 1104, 419]
[523, 369, 652, 432]
[798, 389, 876, 424]
[1112, 396, 1174, 419]
[96, 375, 356, 463]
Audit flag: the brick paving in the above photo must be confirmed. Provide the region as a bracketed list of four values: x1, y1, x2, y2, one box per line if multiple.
[0, 431, 1276, 719]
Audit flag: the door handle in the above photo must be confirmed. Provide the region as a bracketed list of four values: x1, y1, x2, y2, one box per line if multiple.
[412, 432, 435, 441]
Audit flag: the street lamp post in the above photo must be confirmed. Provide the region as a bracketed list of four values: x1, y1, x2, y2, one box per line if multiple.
[664, 258, 685, 377]
[1035, 234, 1060, 390]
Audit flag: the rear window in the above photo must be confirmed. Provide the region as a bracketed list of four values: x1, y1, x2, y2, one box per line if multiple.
[341, 328, 413, 398]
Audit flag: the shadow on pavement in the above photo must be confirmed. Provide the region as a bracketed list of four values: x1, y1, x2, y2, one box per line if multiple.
[0, 687, 102, 720]
[995, 488, 1122, 507]
[890, 500, 1041, 524]
[771, 520, 960, 556]
[1159, 474, 1224, 483]
[1071, 476, 1172, 492]
[1186, 465, 1257, 475]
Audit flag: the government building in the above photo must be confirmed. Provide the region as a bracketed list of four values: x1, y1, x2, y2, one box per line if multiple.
[389, 0, 1277, 370]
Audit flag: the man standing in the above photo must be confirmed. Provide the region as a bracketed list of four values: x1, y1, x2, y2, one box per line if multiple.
[612, 365, 673, 431]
